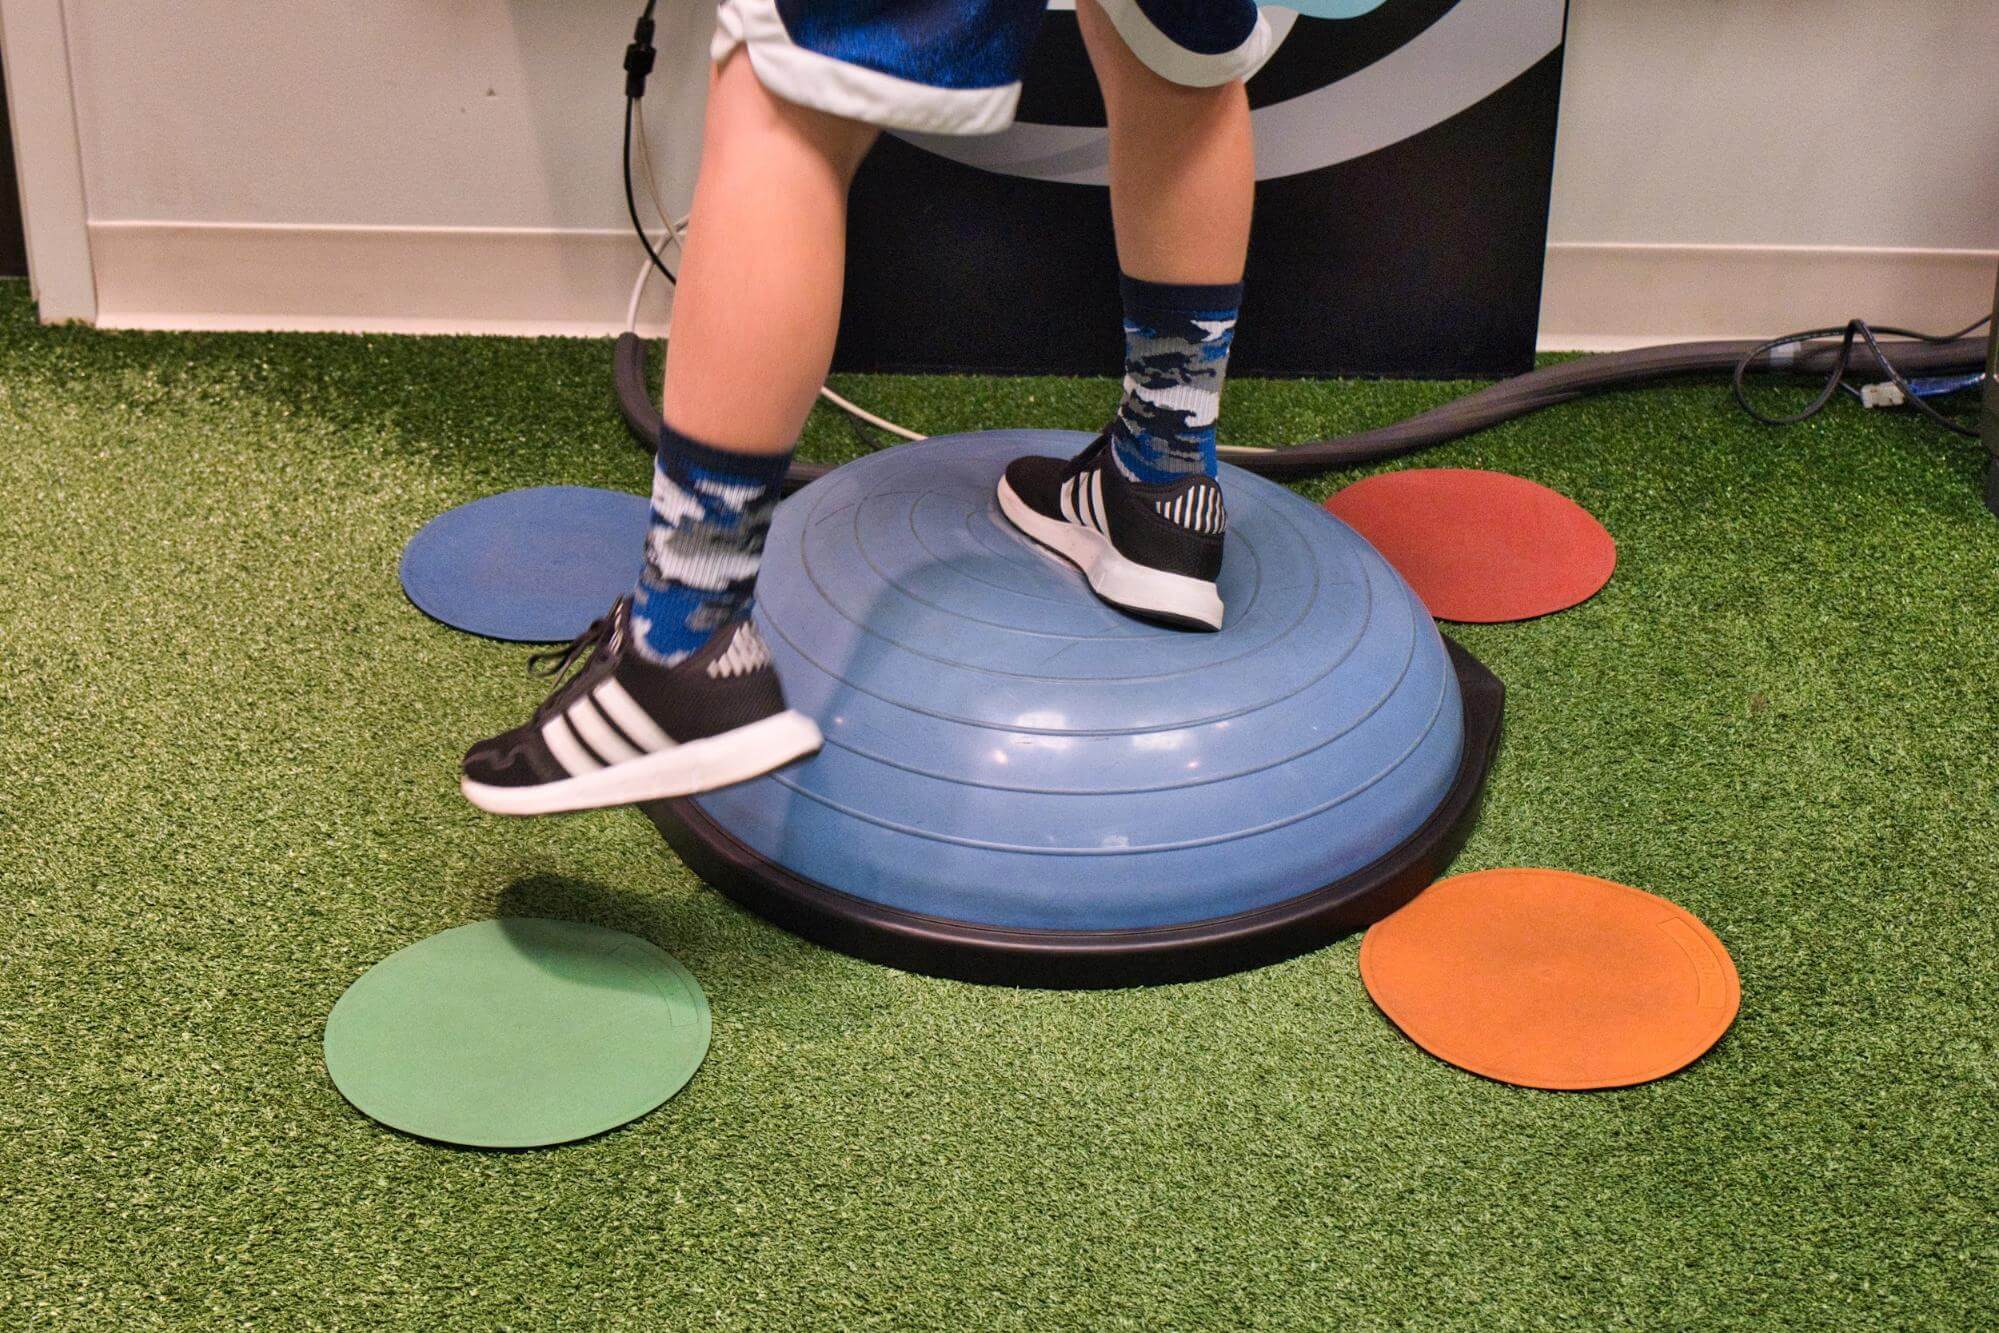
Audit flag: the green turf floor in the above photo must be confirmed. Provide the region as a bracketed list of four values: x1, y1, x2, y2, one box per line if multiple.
[2, 280, 1995, 1328]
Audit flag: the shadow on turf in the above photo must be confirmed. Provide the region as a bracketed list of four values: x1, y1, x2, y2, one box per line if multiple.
[498, 871, 716, 957]
[493, 870, 832, 1001]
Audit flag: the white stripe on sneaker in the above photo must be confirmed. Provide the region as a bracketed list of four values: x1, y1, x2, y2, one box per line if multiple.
[592, 678, 674, 752]
[568, 698, 641, 764]
[542, 714, 602, 776]
[707, 624, 772, 679]
[464, 709, 823, 816]
[996, 474, 1225, 630]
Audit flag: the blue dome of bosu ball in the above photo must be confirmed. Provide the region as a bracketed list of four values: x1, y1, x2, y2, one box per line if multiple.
[646, 431, 1502, 986]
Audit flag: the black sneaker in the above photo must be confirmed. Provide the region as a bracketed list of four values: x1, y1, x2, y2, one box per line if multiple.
[460, 598, 822, 816]
[996, 433, 1226, 630]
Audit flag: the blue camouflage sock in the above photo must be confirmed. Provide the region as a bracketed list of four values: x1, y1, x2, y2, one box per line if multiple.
[1108, 275, 1241, 485]
[630, 422, 792, 665]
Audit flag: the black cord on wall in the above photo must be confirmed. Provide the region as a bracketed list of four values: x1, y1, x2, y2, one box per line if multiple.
[623, 1, 676, 285]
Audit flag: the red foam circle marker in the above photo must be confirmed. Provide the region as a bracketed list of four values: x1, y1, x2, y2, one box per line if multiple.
[1324, 469, 1615, 622]
[1360, 869, 1740, 1090]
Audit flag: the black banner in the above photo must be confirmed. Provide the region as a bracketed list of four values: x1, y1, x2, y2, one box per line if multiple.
[837, 1, 1567, 379]
[0, 55, 27, 280]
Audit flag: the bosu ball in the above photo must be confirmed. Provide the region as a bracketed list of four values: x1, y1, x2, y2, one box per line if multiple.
[645, 431, 1504, 987]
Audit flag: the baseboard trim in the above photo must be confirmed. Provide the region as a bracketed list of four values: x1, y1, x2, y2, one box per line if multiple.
[87, 223, 1997, 354]
[88, 220, 676, 338]
[1538, 242, 1997, 351]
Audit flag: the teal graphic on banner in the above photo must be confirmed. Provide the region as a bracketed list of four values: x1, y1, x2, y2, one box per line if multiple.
[1270, 1, 1388, 15]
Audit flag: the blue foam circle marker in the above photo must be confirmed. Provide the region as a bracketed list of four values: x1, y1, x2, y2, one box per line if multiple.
[399, 486, 649, 643]
[646, 431, 1503, 987]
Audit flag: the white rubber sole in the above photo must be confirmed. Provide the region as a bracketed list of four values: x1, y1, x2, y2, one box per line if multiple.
[462, 709, 824, 817]
[997, 476, 1225, 630]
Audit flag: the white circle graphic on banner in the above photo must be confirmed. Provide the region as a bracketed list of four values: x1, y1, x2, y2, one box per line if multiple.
[896, 0, 1562, 184]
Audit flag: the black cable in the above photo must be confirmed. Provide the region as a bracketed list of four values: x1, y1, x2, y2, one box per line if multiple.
[623, 98, 676, 285]
[615, 331, 1990, 492]
[622, 1, 675, 285]
[1732, 314, 1991, 438]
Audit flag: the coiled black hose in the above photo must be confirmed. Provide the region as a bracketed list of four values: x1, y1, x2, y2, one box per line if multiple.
[612, 331, 1988, 492]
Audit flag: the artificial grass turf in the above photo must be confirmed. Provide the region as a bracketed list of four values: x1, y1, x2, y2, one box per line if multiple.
[1, 278, 1994, 1329]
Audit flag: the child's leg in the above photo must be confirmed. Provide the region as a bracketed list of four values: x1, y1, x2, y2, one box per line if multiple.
[1077, 0, 1251, 483]
[459, 51, 878, 815]
[661, 52, 880, 452]
[633, 52, 879, 667]
[993, 2, 1257, 630]
[1078, 0, 1252, 287]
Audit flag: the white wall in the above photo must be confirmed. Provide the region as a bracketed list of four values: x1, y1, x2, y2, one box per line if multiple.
[0, 0, 96, 320]
[1552, 1, 1995, 250]
[8, 0, 1997, 343]
[1543, 0, 1999, 344]
[49, 0, 716, 334]
[65, 2, 711, 230]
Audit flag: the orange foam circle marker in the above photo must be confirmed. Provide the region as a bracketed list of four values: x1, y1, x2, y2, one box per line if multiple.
[1359, 869, 1739, 1090]
[1324, 469, 1616, 622]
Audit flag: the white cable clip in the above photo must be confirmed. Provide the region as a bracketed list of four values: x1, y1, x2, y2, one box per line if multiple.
[1858, 381, 1905, 410]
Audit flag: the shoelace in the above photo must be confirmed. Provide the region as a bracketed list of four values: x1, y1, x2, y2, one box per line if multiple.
[526, 600, 624, 718]
[1063, 432, 1111, 482]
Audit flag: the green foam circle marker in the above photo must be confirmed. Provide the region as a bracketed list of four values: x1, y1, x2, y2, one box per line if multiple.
[324, 918, 711, 1147]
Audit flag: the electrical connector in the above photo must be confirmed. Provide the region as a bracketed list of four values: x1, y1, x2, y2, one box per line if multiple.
[624, 10, 657, 98]
[1858, 381, 1905, 410]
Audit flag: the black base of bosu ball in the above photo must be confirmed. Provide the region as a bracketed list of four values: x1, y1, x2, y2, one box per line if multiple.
[645, 431, 1504, 988]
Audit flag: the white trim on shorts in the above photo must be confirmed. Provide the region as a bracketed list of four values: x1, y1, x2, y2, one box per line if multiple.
[713, 0, 1023, 136]
[1093, 0, 1274, 88]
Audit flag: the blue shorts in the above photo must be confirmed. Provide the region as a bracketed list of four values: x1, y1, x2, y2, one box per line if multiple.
[713, 1, 1273, 135]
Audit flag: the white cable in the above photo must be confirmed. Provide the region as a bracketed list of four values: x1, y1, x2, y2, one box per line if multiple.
[817, 385, 928, 441]
[626, 105, 686, 333]
[625, 223, 685, 334]
[636, 107, 675, 235]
